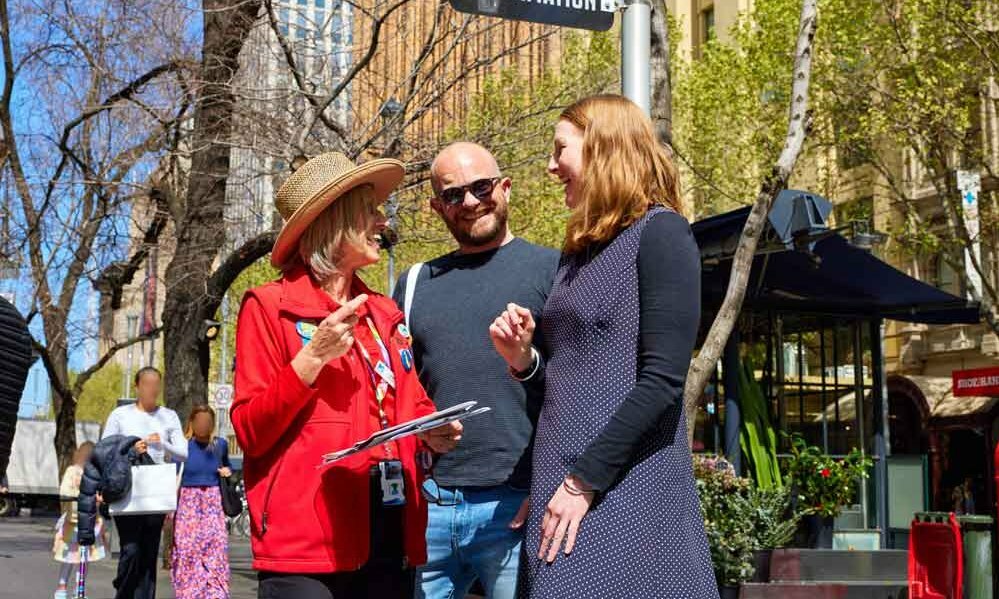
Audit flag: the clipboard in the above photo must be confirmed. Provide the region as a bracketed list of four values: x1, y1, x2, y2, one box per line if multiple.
[320, 401, 491, 465]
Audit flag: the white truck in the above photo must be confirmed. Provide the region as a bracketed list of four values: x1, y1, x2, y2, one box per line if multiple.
[1, 418, 101, 516]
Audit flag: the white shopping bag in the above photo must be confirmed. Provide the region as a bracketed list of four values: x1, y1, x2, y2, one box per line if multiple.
[109, 463, 180, 516]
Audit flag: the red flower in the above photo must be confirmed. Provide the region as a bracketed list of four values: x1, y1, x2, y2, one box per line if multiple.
[820, 468, 831, 478]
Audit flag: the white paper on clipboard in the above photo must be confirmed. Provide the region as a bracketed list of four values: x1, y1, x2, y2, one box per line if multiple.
[320, 401, 491, 465]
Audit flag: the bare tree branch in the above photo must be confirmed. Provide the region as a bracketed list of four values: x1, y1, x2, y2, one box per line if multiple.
[73, 327, 163, 396]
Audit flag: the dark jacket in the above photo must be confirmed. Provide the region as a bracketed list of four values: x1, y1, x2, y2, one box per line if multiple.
[77, 434, 151, 545]
[0, 296, 32, 478]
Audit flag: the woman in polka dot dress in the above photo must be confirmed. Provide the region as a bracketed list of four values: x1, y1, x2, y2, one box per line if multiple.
[490, 94, 717, 598]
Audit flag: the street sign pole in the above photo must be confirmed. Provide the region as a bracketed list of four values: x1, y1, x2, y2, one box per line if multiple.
[620, 0, 652, 116]
[956, 169, 983, 300]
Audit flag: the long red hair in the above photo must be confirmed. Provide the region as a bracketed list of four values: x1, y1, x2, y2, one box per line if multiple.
[560, 94, 683, 254]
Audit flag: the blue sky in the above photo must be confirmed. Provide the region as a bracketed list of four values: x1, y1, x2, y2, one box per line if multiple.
[4, 0, 203, 417]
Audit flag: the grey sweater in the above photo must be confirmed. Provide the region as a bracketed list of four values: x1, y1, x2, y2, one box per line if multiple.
[394, 238, 559, 488]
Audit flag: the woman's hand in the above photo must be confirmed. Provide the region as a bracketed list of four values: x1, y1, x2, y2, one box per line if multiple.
[292, 294, 368, 386]
[418, 420, 463, 454]
[538, 475, 594, 563]
[509, 496, 530, 530]
[133, 440, 148, 455]
[489, 303, 536, 372]
[218, 467, 232, 478]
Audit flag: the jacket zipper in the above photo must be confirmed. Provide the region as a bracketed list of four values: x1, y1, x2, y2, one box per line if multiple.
[259, 452, 288, 536]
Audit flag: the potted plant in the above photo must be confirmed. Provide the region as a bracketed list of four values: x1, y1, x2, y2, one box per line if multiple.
[783, 434, 873, 548]
[694, 455, 756, 598]
[745, 485, 801, 582]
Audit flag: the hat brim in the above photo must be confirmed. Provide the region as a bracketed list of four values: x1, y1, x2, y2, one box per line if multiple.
[271, 159, 405, 268]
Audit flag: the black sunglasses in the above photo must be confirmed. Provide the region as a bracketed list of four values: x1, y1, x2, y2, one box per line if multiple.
[416, 450, 459, 506]
[436, 177, 502, 206]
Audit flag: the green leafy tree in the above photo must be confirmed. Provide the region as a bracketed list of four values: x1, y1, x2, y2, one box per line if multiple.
[376, 29, 620, 285]
[70, 363, 124, 427]
[672, 0, 999, 333]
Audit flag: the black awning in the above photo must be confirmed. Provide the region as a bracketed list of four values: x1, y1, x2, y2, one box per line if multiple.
[691, 207, 980, 325]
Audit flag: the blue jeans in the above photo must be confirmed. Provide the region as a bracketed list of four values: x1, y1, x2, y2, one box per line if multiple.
[416, 482, 528, 599]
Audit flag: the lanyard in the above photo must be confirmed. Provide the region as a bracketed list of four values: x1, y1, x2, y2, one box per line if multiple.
[355, 316, 396, 429]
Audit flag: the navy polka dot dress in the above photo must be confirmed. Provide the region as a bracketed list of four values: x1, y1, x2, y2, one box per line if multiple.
[520, 208, 718, 598]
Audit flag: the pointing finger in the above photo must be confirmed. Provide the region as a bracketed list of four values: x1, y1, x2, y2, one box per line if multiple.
[329, 294, 368, 323]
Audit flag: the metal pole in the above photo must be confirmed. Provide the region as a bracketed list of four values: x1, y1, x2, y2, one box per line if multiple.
[219, 293, 229, 386]
[853, 322, 869, 530]
[124, 315, 138, 400]
[386, 200, 397, 298]
[621, 0, 652, 116]
[723, 331, 742, 475]
[387, 246, 396, 297]
[870, 318, 890, 548]
[380, 98, 403, 297]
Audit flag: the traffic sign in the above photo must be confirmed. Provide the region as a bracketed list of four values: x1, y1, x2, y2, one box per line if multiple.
[448, 0, 616, 31]
[213, 384, 234, 409]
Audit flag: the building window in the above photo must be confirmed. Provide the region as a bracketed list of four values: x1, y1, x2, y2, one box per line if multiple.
[333, 14, 343, 45]
[702, 7, 716, 43]
[933, 254, 962, 296]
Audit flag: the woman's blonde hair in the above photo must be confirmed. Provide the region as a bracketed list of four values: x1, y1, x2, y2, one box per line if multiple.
[560, 94, 683, 254]
[185, 404, 217, 442]
[296, 184, 376, 281]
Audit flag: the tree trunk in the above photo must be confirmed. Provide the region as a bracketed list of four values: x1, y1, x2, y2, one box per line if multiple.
[650, 0, 673, 147]
[162, 0, 261, 420]
[44, 335, 77, 477]
[53, 389, 77, 477]
[682, 0, 818, 449]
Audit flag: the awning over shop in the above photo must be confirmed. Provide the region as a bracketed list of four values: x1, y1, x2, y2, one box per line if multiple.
[691, 207, 980, 325]
[907, 375, 999, 420]
[813, 376, 998, 423]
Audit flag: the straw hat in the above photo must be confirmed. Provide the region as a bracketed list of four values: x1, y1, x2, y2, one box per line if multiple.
[270, 152, 405, 267]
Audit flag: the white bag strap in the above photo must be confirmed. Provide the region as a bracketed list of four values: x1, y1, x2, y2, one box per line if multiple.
[403, 262, 424, 328]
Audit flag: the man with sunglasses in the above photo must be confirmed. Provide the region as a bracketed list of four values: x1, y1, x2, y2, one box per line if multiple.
[393, 142, 558, 599]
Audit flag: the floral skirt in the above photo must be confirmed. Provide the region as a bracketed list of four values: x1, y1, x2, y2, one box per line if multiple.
[170, 486, 229, 598]
[53, 511, 106, 563]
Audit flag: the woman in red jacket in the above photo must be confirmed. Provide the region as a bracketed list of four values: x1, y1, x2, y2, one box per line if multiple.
[231, 152, 462, 599]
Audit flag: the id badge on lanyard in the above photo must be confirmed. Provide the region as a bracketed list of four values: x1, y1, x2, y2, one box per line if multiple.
[356, 318, 406, 506]
[357, 316, 398, 452]
[378, 460, 406, 506]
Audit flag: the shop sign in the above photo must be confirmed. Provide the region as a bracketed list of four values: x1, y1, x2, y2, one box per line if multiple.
[953, 366, 999, 397]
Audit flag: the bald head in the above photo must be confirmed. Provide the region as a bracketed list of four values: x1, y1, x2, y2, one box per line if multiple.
[428, 141, 512, 253]
[430, 142, 501, 194]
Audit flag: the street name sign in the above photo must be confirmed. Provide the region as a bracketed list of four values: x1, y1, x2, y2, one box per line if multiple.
[448, 0, 616, 31]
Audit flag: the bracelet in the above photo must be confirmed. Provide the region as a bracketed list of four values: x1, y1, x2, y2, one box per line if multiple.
[509, 347, 540, 381]
[562, 476, 595, 496]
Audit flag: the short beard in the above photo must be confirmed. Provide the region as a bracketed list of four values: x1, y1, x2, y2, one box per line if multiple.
[444, 201, 509, 248]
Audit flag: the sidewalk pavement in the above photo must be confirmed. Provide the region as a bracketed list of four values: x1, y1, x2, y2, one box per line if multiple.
[0, 515, 257, 598]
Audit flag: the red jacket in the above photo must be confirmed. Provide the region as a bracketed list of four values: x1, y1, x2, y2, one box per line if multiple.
[231, 265, 436, 574]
